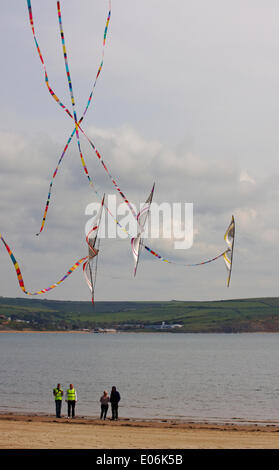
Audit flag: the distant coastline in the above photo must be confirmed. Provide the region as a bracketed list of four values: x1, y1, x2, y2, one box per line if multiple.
[0, 328, 186, 334]
[1, 296, 279, 333]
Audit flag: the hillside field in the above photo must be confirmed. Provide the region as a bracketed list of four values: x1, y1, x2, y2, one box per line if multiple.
[1, 296, 279, 332]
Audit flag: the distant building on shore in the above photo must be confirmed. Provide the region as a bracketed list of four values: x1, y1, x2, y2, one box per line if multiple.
[145, 321, 183, 330]
[93, 328, 117, 333]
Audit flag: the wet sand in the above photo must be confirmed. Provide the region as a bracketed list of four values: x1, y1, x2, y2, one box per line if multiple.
[1, 413, 279, 449]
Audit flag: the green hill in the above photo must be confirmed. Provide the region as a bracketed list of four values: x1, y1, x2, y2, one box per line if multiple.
[1, 296, 279, 332]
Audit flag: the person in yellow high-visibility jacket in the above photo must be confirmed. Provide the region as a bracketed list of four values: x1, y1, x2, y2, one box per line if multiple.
[66, 384, 77, 418]
[53, 383, 63, 418]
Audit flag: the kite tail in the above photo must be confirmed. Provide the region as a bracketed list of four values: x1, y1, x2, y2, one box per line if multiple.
[0, 232, 87, 296]
[30, 0, 111, 235]
[27, 0, 74, 118]
[57, 2, 92, 190]
[79, 1, 111, 121]
[36, 128, 75, 235]
[143, 244, 227, 267]
[56, 1, 137, 221]
[27, 0, 137, 222]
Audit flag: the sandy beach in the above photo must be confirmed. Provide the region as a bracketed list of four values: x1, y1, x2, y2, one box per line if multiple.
[1, 413, 279, 449]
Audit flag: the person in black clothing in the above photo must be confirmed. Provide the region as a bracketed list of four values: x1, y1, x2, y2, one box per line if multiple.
[110, 386, 121, 420]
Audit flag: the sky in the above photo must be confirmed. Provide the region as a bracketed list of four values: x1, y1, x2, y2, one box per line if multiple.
[1, 0, 279, 302]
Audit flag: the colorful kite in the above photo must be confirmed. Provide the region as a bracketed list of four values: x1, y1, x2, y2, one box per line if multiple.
[0, 198, 104, 300]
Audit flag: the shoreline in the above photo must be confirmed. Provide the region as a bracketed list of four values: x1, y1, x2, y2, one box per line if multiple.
[1, 412, 279, 449]
[0, 329, 92, 334]
[1, 410, 279, 427]
[1, 329, 279, 334]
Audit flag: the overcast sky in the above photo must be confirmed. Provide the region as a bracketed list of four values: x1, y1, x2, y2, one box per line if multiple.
[1, 0, 279, 302]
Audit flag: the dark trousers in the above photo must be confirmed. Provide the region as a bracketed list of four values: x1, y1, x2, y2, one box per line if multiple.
[100, 404, 108, 420]
[111, 403, 118, 420]
[55, 400, 62, 418]
[67, 400, 76, 418]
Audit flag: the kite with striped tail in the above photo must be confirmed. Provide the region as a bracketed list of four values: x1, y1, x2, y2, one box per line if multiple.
[0, 198, 105, 300]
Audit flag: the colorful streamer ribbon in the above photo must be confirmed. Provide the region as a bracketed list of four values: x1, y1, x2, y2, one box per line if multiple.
[144, 244, 228, 267]
[0, 196, 106, 299]
[57, 1, 86, 205]
[0, 233, 87, 296]
[27, 0, 137, 226]
[35, 1, 111, 235]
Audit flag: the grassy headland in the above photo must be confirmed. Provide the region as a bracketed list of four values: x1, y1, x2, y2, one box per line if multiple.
[1, 296, 279, 333]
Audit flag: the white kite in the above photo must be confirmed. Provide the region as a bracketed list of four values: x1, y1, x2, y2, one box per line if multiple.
[223, 215, 235, 287]
[131, 183, 155, 276]
[83, 195, 105, 303]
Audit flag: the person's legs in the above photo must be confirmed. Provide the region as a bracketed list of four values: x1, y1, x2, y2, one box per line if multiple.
[71, 401, 76, 418]
[104, 404, 108, 420]
[55, 400, 61, 418]
[111, 403, 118, 420]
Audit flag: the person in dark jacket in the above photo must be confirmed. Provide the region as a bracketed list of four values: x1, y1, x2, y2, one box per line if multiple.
[110, 386, 121, 420]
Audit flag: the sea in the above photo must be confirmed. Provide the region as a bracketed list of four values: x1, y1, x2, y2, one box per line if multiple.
[0, 331, 279, 425]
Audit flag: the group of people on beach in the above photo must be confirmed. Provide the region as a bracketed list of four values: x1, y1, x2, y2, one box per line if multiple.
[53, 383, 121, 421]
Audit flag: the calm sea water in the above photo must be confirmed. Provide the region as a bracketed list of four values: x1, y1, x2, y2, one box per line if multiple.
[0, 332, 279, 424]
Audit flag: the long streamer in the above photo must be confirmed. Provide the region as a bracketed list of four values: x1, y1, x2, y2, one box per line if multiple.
[56, 2, 138, 242]
[0, 233, 87, 296]
[143, 244, 228, 267]
[57, 1, 86, 204]
[27, 0, 137, 223]
[28, 0, 138, 243]
[36, 1, 111, 235]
